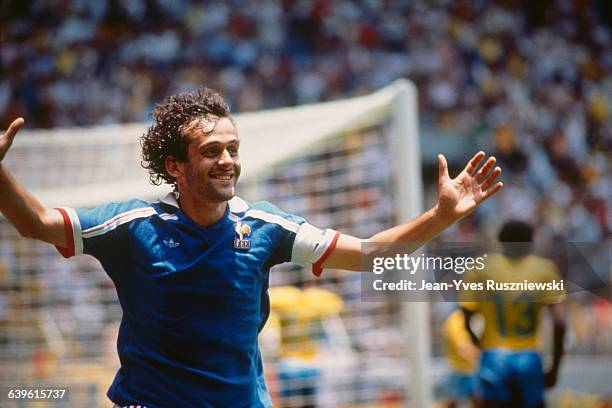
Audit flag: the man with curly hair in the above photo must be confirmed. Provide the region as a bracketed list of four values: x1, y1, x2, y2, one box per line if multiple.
[0, 88, 502, 407]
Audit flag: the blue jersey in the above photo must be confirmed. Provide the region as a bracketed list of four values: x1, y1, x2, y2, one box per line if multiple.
[55, 193, 339, 408]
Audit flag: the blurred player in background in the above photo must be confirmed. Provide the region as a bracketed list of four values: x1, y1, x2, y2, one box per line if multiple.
[0, 87, 502, 407]
[461, 221, 567, 408]
[267, 285, 344, 408]
[442, 307, 480, 408]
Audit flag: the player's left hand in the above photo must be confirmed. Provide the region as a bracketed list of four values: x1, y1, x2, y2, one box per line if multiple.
[436, 151, 502, 222]
[544, 368, 558, 388]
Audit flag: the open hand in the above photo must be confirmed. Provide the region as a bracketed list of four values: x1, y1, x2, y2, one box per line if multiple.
[0, 118, 25, 162]
[436, 151, 503, 222]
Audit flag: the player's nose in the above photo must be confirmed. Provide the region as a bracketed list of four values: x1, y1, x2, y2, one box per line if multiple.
[217, 148, 234, 167]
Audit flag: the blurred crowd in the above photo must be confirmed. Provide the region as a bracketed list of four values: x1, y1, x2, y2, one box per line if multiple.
[1, 0, 611, 243]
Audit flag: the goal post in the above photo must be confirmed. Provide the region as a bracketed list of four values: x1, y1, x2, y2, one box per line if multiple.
[392, 83, 432, 408]
[0, 79, 431, 407]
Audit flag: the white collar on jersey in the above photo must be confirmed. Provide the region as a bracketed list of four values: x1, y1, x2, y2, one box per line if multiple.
[158, 191, 250, 214]
[160, 191, 180, 208]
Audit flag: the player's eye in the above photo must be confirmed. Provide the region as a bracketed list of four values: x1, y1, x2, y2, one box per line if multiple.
[202, 147, 219, 157]
[227, 145, 239, 156]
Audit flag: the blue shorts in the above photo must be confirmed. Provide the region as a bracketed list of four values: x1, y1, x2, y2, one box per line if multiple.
[277, 360, 320, 398]
[446, 372, 478, 401]
[479, 349, 544, 407]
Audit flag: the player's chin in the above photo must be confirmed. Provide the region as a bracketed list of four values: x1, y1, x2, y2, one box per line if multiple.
[209, 185, 236, 202]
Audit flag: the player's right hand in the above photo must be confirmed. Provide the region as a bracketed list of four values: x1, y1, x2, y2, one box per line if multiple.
[0, 118, 25, 162]
[457, 343, 480, 364]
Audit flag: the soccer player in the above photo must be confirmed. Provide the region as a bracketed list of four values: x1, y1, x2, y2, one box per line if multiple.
[0, 88, 502, 407]
[268, 285, 344, 408]
[461, 221, 567, 408]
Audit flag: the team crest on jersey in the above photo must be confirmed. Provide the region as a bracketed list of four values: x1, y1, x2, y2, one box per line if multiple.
[234, 221, 251, 249]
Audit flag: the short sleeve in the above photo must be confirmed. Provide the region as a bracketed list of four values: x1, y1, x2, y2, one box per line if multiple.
[246, 202, 340, 277]
[458, 269, 483, 309]
[290, 223, 340, 277]
[54, 200, 154, 262]
[458, 301, 480, 312]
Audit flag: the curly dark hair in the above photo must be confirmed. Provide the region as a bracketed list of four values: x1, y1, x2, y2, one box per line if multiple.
[140, 87, 232, 188]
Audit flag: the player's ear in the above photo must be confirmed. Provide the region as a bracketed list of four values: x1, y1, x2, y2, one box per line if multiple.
[165, 156, 183, 179]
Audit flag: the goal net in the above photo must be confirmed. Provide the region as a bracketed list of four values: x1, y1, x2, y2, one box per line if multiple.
[0, 79, 430, 407]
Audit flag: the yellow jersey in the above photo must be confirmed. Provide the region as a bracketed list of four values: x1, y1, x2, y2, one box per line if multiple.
[268, 286, 343, 359]
[460, 254, 564, 350]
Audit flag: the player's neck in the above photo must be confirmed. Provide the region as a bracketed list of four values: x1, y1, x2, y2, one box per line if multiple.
[178, 193, 227, 227]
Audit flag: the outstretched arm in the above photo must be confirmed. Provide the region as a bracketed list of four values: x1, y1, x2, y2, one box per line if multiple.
[545, 303, 566, 388]
[322, 151, 503, 271]
[0, 118, 66, 247]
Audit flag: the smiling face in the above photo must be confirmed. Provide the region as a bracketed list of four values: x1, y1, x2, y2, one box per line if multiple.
[167, 116, 241, 204]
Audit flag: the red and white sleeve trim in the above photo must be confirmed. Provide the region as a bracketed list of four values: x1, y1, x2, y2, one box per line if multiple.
[54, 207, 83, 258]
[291, 223, 341, 277]
[312, 230, 340, 277]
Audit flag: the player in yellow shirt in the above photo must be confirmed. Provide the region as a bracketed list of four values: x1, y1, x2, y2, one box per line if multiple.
[461, 221, 567, 408]
[442, 308, 480, 408]
[267, 285, 344, 408]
